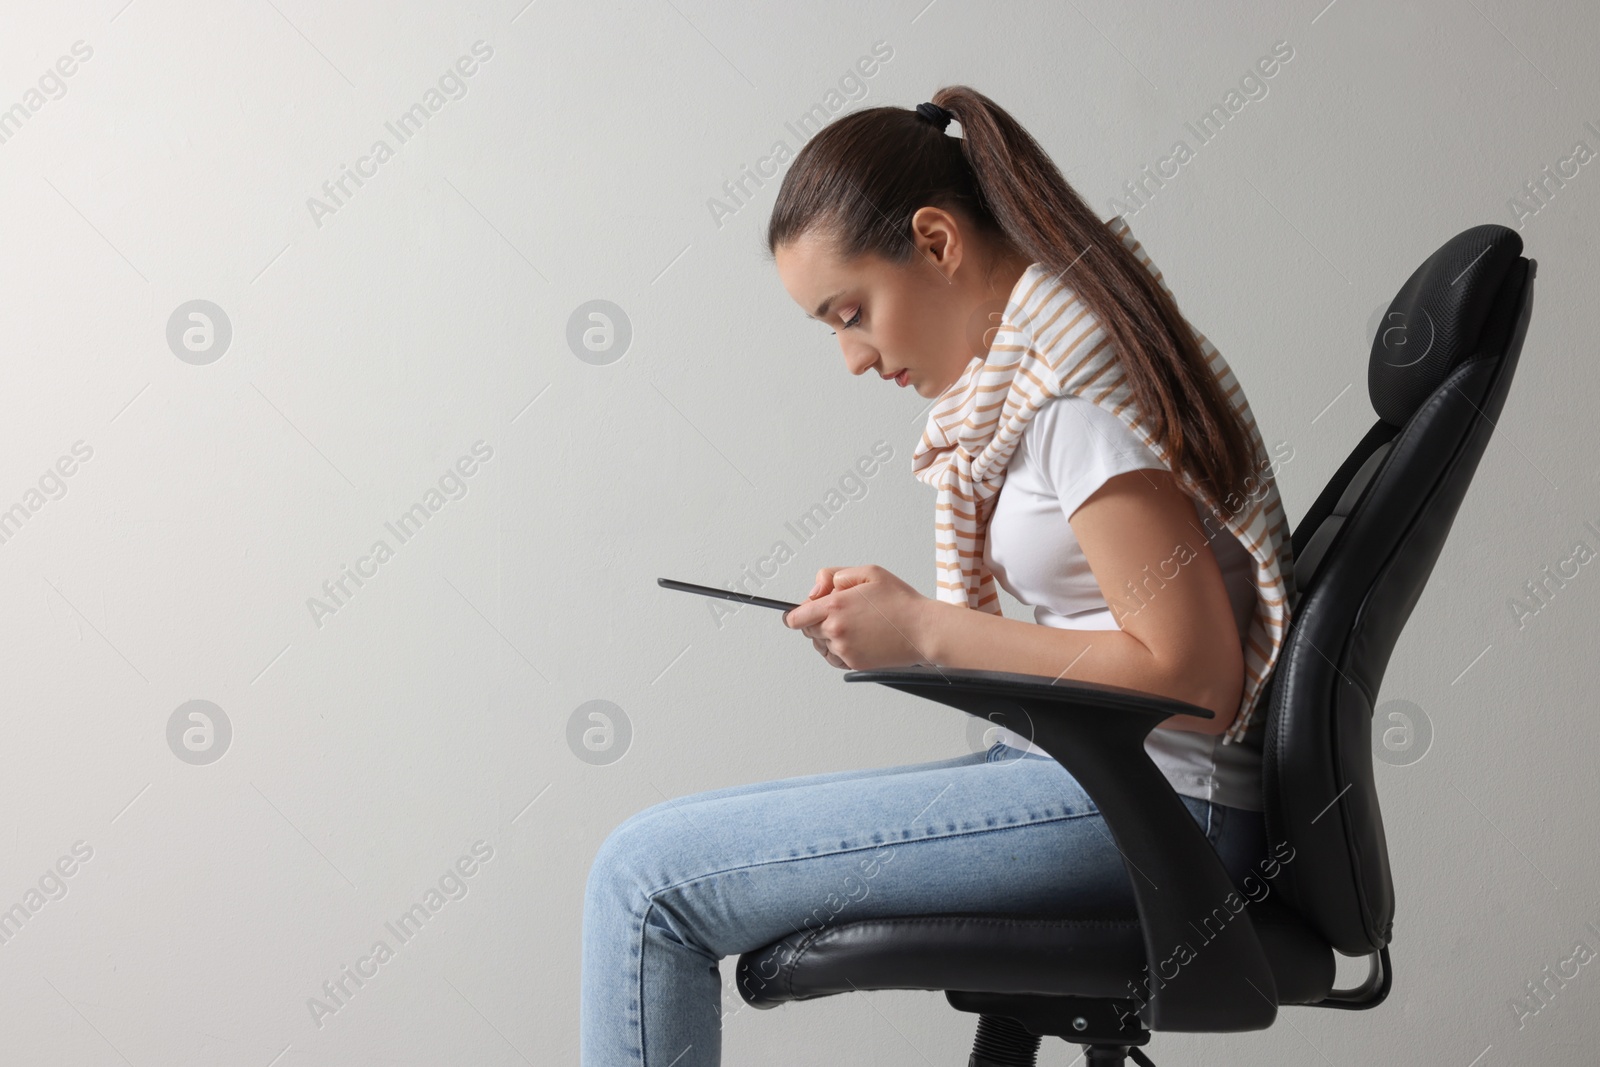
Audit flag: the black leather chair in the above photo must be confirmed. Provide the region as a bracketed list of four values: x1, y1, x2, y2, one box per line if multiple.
[735, 223, 1536, 1065]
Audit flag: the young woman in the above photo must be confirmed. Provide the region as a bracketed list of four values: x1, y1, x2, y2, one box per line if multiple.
[581, 86, 1295, 1067]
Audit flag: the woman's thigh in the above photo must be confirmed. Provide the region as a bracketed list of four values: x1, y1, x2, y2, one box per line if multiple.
[589, 745, 1169, 968]
[607, 744, 1000, 839]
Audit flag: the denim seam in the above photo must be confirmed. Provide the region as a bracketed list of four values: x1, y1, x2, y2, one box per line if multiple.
[630, 897, 646, 1066]
[637, 806, 1107, 904]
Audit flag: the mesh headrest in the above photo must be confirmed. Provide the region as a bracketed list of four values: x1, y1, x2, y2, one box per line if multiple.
[1368, 224, 1523, 425]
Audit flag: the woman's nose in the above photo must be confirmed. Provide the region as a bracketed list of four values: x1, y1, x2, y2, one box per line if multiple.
[841, 342, 877, 377]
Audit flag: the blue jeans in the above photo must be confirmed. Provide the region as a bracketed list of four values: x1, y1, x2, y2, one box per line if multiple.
[580, 742, 1267, 1066]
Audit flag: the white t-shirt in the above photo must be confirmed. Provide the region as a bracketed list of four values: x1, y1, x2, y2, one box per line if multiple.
[982, 393, 1266, 811]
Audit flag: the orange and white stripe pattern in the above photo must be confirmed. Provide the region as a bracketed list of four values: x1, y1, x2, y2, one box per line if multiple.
[910, 215, 1296, 744]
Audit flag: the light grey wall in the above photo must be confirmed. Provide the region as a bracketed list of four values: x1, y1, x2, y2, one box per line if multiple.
[0, 0, 1593, 1063]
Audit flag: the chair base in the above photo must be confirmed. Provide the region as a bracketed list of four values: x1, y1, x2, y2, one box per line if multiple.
[1079, 1047, 1157, 1067]
[968, 1025, 1158, 1067]
[953, 991, 1161, 1065]
[950, 990, 1151, 1044]
[966, 1013, 1158, 1067]
[968, 1013, 1041, 1066]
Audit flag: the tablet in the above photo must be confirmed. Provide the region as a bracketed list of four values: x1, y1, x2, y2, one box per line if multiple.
[657, 577, 800, 612]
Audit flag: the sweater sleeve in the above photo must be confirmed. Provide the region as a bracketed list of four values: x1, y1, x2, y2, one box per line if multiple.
[1027, 395, 1170, 523]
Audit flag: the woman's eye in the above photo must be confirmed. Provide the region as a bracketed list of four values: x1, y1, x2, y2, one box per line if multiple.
[829, 307, 861, 334]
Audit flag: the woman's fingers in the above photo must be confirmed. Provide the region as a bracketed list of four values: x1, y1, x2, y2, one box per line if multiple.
[812, 637, 845, 669]
[811, 566, 843, 598]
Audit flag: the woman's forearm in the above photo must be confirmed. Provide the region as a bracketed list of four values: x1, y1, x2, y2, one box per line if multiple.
[913, 599, 1234, 734]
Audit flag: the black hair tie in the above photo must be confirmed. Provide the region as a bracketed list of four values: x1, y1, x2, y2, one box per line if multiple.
[915, 101, 953, 132]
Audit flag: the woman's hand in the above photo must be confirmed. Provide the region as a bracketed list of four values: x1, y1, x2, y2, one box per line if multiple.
[782, 565, 937, 670]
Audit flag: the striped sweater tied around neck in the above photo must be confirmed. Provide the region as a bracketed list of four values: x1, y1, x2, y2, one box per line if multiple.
[909, 215, 1296, 744]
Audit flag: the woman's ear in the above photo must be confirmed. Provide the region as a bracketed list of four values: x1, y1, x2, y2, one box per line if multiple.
[909, 205, 963, 277]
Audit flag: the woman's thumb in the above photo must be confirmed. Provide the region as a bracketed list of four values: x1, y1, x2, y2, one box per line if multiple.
[831, 567, 867, 590]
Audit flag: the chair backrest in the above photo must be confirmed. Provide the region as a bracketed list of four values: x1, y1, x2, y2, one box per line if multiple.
[1260, 224, 1536, 956]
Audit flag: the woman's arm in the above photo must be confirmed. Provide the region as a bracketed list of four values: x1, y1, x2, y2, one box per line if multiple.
[915, 468, 1246, 735]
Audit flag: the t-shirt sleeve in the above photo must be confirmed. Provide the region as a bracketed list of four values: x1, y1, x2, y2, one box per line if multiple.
[1027, 395, 1171, 522]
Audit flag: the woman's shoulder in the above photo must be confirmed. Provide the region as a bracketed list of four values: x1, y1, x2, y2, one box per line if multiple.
[1027, 394, 1161, 462]
[1020, 394, 1169, 503]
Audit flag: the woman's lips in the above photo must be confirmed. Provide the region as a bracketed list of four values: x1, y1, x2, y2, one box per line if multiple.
[895, 369, 909, 387]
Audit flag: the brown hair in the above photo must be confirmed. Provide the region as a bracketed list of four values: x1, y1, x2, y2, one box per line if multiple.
[765, 85, 1257, 515]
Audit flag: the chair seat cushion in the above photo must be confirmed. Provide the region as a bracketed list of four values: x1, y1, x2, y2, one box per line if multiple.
[736, 896, 1336, 1011]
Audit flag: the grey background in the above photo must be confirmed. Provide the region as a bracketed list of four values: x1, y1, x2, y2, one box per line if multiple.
[0, 0, 1593, 1063]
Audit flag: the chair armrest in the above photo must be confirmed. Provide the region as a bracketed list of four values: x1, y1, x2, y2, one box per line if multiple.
[844, 665, 1279, 1033]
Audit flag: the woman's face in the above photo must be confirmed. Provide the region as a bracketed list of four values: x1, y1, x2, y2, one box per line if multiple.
[774, 208, 1025, 399]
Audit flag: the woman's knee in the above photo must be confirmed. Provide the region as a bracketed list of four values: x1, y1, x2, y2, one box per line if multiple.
[593, 809, 656, 875]
[592, 790, 702, 875]
[606, 799, 670, 843]
[586, 811, 656, 905]
[588, 798, 709, 896]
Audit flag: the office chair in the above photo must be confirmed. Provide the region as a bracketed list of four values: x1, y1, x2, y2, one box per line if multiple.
[735, 222, 1536, 1065]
